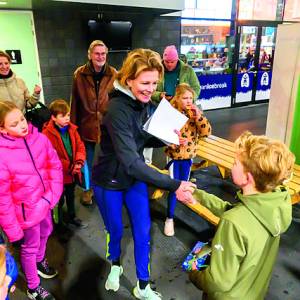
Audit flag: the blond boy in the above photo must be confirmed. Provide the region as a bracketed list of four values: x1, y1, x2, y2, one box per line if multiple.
[189, 131, 295, 300]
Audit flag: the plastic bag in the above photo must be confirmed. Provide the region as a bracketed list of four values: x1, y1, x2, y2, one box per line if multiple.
[182, 241, 211, 271]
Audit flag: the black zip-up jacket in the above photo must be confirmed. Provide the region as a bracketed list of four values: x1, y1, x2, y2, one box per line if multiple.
[92, 89, 181, 191]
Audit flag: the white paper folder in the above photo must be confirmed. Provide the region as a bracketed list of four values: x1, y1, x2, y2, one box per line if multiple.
[143, 99, 188, 145]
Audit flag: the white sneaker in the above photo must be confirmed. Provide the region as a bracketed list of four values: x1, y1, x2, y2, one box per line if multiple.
[105, 265, 123, 292]
[133, 281, 162, 300]
[164, 218, 174, 236]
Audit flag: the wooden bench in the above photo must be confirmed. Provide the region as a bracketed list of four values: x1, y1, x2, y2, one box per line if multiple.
[195, 135, 300, 208]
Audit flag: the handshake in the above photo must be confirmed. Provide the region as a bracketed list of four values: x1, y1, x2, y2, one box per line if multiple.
[175, 181, 197, 205]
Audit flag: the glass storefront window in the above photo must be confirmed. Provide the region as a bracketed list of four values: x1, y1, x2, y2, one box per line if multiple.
[181, 20, 231, 75]
[182, 0, 232, 19]
[238, 0, 284, 21]
[284, 0, 300, 21]
[181, 19, 234, 109]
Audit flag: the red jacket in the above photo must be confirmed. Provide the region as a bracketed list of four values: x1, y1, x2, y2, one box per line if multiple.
[42, 120, 86, 184]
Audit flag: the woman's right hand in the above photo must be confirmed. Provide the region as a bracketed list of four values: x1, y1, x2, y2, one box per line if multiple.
[175, 181, 196, 205]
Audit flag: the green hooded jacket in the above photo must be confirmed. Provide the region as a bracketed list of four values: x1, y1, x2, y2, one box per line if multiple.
[151, 60, 200, 103]
[189, 187, 292, 300]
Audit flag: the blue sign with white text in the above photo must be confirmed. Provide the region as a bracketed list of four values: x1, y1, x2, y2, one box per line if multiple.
[197, 74, 232, 100]
[197, 74, 232, 109]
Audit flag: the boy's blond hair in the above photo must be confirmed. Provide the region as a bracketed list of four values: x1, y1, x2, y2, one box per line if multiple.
[235, 131, 295, 193]
[49, 99, 70, 117]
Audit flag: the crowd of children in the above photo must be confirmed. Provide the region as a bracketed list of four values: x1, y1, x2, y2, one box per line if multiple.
[0, 46, 296, 300]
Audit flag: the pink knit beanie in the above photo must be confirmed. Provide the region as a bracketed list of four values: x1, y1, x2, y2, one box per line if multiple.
[163, 45, 179, 61]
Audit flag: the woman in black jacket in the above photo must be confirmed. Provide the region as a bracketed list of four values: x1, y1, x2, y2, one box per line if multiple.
[92, 48, 195, 300]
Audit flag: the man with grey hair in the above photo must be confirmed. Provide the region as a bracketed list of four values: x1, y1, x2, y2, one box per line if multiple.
[71, 40, 117, 205]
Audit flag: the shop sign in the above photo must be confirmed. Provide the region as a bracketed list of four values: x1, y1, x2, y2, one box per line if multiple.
[197, 74, 232, 110]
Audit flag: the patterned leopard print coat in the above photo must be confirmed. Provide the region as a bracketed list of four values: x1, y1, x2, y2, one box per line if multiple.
[165, 103, 211, 160]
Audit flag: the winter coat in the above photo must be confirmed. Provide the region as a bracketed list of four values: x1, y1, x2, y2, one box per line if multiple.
[92, 81, 180, 192]
[189, 187, 292, 300]
[165, 102, 211, 160]
[42, 119, 86, 184]
[151, 60, 201, 103]
[0, 124, 63, 242]
[70, 61, 117, 143]
[0, 72, 39, 112]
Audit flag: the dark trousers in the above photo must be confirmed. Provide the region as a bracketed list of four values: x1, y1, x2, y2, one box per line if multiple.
[58, 183, 76, 223]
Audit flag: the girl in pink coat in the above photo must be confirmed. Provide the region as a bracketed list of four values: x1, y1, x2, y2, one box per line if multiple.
[0, 101, 63, 300]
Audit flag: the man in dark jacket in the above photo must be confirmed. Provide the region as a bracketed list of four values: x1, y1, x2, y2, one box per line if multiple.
[70, 40, 117, 205]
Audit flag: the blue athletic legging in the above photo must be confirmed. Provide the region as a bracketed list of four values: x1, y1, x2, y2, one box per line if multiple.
[167, 159, 192, 218]
[93, 181, 151, 281]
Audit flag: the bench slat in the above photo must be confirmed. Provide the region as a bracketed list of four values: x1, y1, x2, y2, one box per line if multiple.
[185, 202, 220, 225]
[208, 135, 235, 147]
[199, 141, 235, 158]
[197, 149, 233, 169]
[200, 139, 235, 154]
[287, 181, 300, 193]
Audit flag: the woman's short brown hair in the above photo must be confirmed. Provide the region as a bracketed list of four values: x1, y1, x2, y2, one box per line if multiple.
[117, 48, 164, 88]
[0, 50, 11, 63]
[235, 131, 295, 192]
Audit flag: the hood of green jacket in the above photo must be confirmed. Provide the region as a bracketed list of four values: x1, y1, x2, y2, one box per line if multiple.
[237, 187, 292, 237]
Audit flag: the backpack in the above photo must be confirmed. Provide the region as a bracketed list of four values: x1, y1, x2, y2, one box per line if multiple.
[25, 101, 51, 132]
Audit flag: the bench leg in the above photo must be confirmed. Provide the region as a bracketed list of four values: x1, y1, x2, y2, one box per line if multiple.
[191, 160, 209, 171]
[292, 193, 300, 205]
[217, 166, 226, 179]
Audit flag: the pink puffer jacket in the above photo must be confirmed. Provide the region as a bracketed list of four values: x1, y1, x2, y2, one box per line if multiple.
[0, 124, 63, 242]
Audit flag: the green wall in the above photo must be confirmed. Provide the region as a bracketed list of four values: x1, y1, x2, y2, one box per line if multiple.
[290, 76, 300, 164]
[0, 11, 41, 96]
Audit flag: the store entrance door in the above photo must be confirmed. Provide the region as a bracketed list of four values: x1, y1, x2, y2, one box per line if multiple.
[232, 25, 276, 106]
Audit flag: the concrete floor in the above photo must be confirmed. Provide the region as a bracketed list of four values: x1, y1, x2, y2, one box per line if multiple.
[10, 103, 300, 300]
